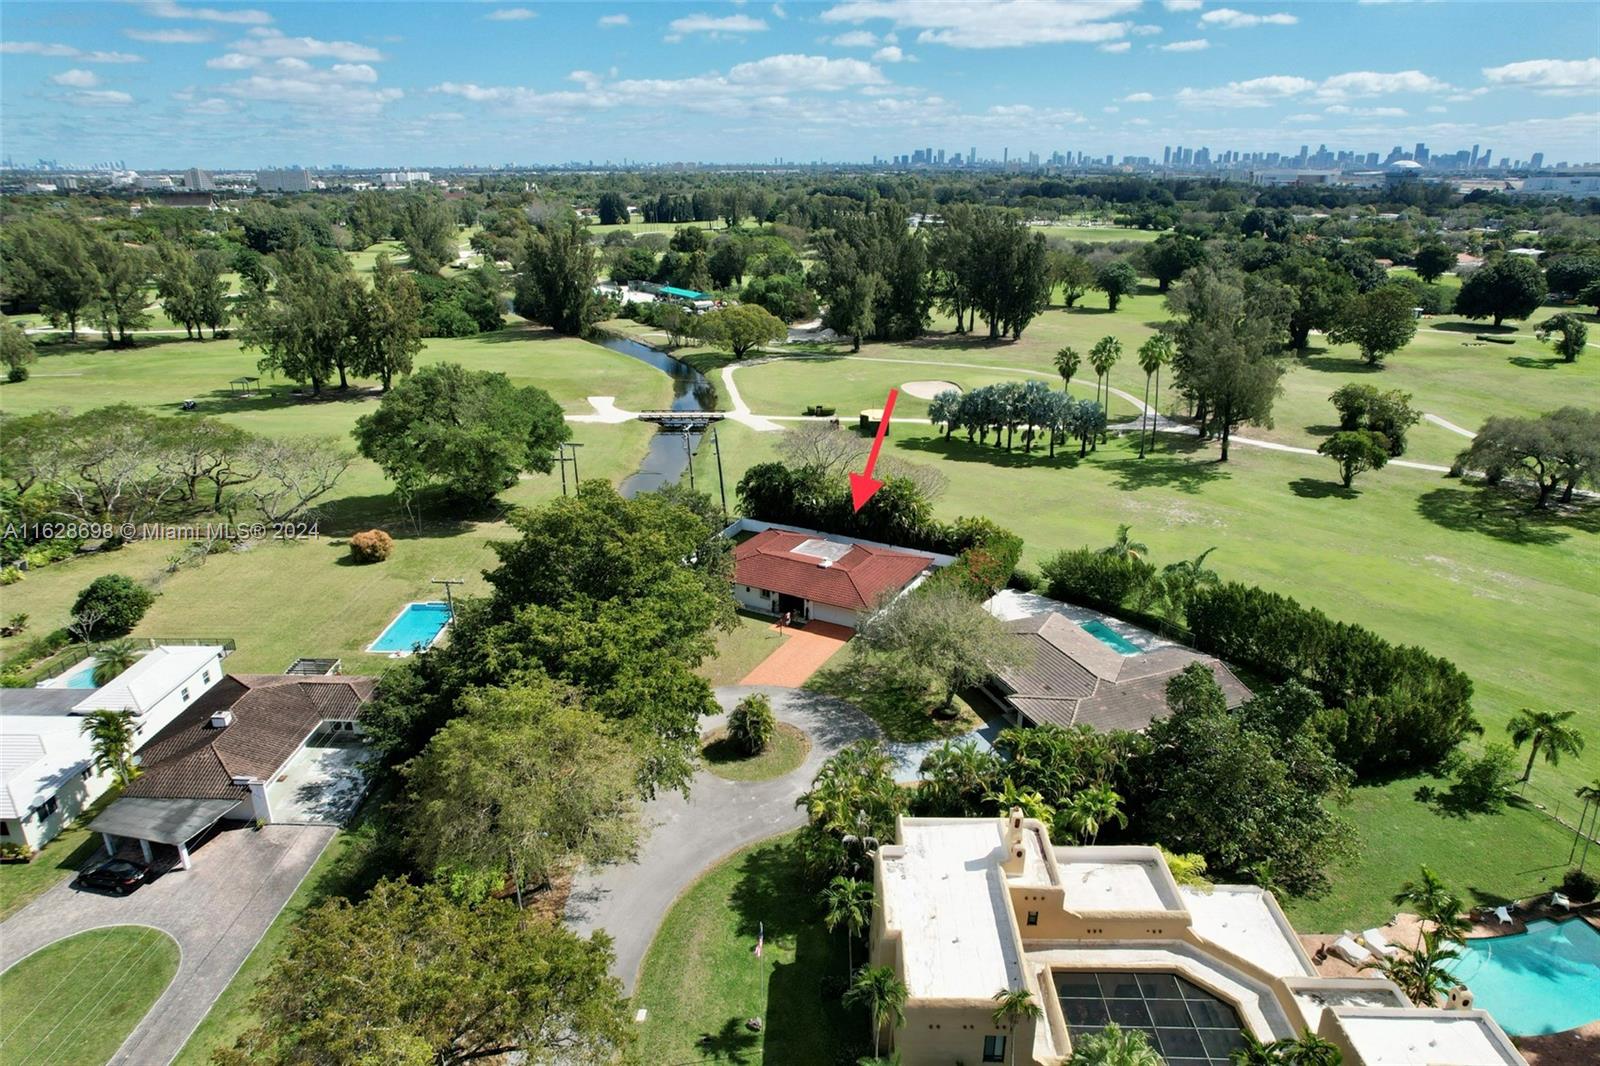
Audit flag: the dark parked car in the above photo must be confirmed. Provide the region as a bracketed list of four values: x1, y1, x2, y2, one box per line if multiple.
[77, 858, 149, 895]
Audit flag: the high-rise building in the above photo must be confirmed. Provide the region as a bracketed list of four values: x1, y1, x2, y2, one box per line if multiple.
[256, 168, 313, 192]
[1414, 142, 1429, 163]
[183, 167, 214, 191]
[1163, 146, 1172, 166]
[1479, 148, 1491, 169]
[1470, 144, 1481, 167]
[1530, 152, 1545, 169]
[970, 146, 977, 164]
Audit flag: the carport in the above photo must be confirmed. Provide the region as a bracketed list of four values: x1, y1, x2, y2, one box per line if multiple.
[89, 797, 238, 871]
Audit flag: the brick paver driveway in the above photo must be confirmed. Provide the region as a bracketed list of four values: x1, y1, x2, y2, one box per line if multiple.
[0, 822, 334, 1065]
[739, 619, 852, 686]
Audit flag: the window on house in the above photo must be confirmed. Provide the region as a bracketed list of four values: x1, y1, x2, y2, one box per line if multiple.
[983, 1035, 1006, 1062]
[1, 821, 10, 836]
[202, 670, 211, 683]
[33, 797, 59, 821]
[81, 768, 92, 781]
[181, 687, 191, 701]
[1026, 911, 1039, 926]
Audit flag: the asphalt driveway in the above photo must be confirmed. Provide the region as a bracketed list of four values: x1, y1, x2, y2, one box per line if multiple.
[564, 685, 879, 991]
[0, 822, 334, 1065]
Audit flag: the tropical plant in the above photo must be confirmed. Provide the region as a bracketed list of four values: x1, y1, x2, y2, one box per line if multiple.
[1392, 866, 1471, 946]
[91, 638, 140, 686]
[1062, 784, 1126, 845]
[1067, 1023, 1163, 1066]
[1158, 547, 1219, 617]
[1054, 346, 1081, 395]
[1367, 928, 1461, 1008]
[1136, 333, 1173, 458]
[79, 709, 141, 786]
[1156, 846, 1210, 888]
[728, 693, 776, 755]
[1506, 708, 1586, 783]
[917, 740, 1002, 817]
[1099, 524, 1148, 562]
[821, 875, 874, 975]
[1088, 335, 1123, 420]
[985, 778, 1055, 831]
[1231, 1029, 1343, 1065]
[1574, 778, 1600, 872]
[991, 988, 1043, 1066]
[845, 965, 907, 1060]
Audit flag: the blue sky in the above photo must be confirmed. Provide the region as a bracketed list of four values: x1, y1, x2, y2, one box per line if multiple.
[2, 1, 1597, 168]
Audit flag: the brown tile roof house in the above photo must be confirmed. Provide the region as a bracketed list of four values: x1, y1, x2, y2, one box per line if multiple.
[733, 529, 934, 613]
[991, 613, 1251, 732]
[123, 674, 375, 802]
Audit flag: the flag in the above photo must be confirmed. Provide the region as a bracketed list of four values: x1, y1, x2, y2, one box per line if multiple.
[754, 921, 764, 959]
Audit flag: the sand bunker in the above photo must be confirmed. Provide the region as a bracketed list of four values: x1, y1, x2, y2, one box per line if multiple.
[901, 380, 961, 399]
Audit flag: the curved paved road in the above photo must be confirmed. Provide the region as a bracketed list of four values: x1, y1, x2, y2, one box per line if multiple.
[0, 823, 333, 1066]
[564, 685, 879, 991]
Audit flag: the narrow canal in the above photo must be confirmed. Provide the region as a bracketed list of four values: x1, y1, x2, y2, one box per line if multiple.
[592, 334, 720, 498]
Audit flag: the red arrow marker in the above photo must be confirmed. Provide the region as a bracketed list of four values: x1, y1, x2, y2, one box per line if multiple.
[849, 387, 899, 512]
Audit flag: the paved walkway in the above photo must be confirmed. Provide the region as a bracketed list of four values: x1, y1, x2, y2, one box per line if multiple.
[738, 620, 852, 686]
[0, 823, 334, 1066]
[564, 686, 879, 991]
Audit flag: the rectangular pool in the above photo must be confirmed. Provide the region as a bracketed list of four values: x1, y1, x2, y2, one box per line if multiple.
[1081, 619, 1141, 656]
[369, 601, 452, 655]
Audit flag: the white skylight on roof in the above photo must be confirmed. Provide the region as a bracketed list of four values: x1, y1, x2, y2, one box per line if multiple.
[791, 538, 851, 563]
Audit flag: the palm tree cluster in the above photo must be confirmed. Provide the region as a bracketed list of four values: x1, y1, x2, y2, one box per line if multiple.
[1375, 866, 1475, 1008]
[79, 708, 141, 787]
[795, 740, 906, 880]
[928, 381, 1106, 458]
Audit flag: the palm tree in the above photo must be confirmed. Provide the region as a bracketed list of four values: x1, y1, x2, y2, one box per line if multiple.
[1099, 524, 1148, 561]
[1156, 846, 1211, 888]
[1135, 333, 1173, 458]
[1066, 1023, 1162, 1066]
[91, 638, 140, 686]
[1088, 335, 1122, 423]
[1231, 1029, 1343, 1065]
[845, 964, 907, 1059]
[1368, 929, 1460, 1008]
[1054, 345, 1080, 396]
[1159, 547, 1219, 617]
[985, 778, 1055, 831]
[1506, 708, 1586, 783]
[1063, 784, 1126, 845]
[991, 987, 1043, 1066]
[79, 709, 141, 787]
[821, 875, 874, 975]
[1392, 865, 1469, 948]
[1573, 778, 1600, 872]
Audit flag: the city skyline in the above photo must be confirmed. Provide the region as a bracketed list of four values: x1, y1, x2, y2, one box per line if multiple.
[1, 1, 1597, 169]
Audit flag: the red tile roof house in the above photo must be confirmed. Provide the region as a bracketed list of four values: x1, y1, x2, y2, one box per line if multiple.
[87, 674, 375, 870]
[731, 527, 940, 629]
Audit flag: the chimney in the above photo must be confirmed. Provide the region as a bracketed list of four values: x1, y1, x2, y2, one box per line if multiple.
[1002, 807, 1027, 876]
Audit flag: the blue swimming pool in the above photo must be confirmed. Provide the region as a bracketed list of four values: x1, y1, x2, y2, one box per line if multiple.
[1448, 918, 1600, 1035]
[1081, 619, 1141, 656]
[61, 661, 99, 688]
[369, 601, 452, 654]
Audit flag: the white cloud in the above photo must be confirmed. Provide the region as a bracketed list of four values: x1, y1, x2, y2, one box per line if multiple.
[1176, 74, 1314, 107]
[1325, 104, 1407, 116]
[331, 63, 379, 83]
[1121, 91, 1155, 103]
[229, 29, 383, 62]
[0, 41, 143, 62]
[1482, 57, 1600, 96]
[772, 2, 788, 17]
[145, 1, 272, 25]
[125, 28, 213, 43]
[598, 13, 630, 27]
[1159, 38, 1208, 52]
[50, 68, 100, 88]
[1199, 8, 1297, 28]
[1426, 104, 1447, 113]
[485, 7, 536, 20]
[222, 72, 402, 113]
[1131, 24, 1162, 35]
[1316, 70, 1451, 100]
[668, 13, 769, 37]
[66, 89, 134, 106]
[1099, 41, 1131, 53]
[206, 52, 260, 69]
[821, 1, 1140, 50]
[873, 45, 906, 62]
[831, 30, 881, 47]
[1102, 105, 1119, 113]
[1162, 0, 1204, 10]
[274, 57, 311, 71]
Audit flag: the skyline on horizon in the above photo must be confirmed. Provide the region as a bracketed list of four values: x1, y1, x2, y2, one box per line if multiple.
[2, 1, 1597, 170]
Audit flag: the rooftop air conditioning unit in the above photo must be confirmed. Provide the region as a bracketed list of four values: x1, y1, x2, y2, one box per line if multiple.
[818, 558, 834, 568]
[210, 710, 233, 729]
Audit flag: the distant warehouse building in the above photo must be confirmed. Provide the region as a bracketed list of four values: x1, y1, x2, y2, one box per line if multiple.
[256, 168, 314, 192]
[1515, 175, 1600, 198]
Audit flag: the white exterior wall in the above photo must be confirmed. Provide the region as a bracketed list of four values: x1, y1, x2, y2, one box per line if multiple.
[808, 602, 861, 629]
[733, 583, 776, 615]
[8, 762, 113, 852]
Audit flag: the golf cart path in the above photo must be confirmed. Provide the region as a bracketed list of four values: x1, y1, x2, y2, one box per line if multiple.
[563, 686, 879, 992]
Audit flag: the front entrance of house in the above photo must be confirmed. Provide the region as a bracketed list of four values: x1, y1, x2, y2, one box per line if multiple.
[776, 592, 808, 619]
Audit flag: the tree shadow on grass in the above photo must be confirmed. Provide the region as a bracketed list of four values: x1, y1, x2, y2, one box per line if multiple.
[1508, 356, 1565, 371]
[1104, 439, 1230, 494]
[806, 654, 954, 743]
[311, 489, 492, 539]
[896, 431, 1085, 470]
[1430, 320, 1516, 335]
[1289, 477, 1358, 501]
[1300, 353, 1381, 374]
[1415, 485, 1599, 546]
[158, 384, 381, 419]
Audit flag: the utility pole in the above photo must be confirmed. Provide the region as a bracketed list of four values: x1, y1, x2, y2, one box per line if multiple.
[682, 429, 696, 491]
[555, 442, 586, 496]
[711, 425, 728, 523]
[430, 577, 464, 620]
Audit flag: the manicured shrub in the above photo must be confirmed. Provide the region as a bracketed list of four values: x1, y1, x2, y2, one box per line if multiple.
[1039, 548, 1154, 612]
[1443, 743, 1519, 812]
[349, 529, 395, 564]
[71, 574, 155, 637]
[6, 366, 27, 383]
[728, 693, 776, 755]
[1559, 868, 1599, 902]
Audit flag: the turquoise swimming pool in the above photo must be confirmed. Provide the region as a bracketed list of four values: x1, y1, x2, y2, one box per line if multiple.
[60, 661, 98, 688]
[369, 601, 452, 654]
[1449, 918, 1600, 1035]
[1081, 619, 1141, 656]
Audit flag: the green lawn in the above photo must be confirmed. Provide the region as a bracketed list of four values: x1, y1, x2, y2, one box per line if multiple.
[696, 611, 787, 686]
[0, 327, 669, 674]
[630, 832, 865, 1066]
[1034, 224, 1164, 243]
[0, 788, 126, 921]
[701, 723, 811, 782]
[587, 219, 725, 237]
[0, 926, 180, 1066]
[1281, 778, 1580, 933]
